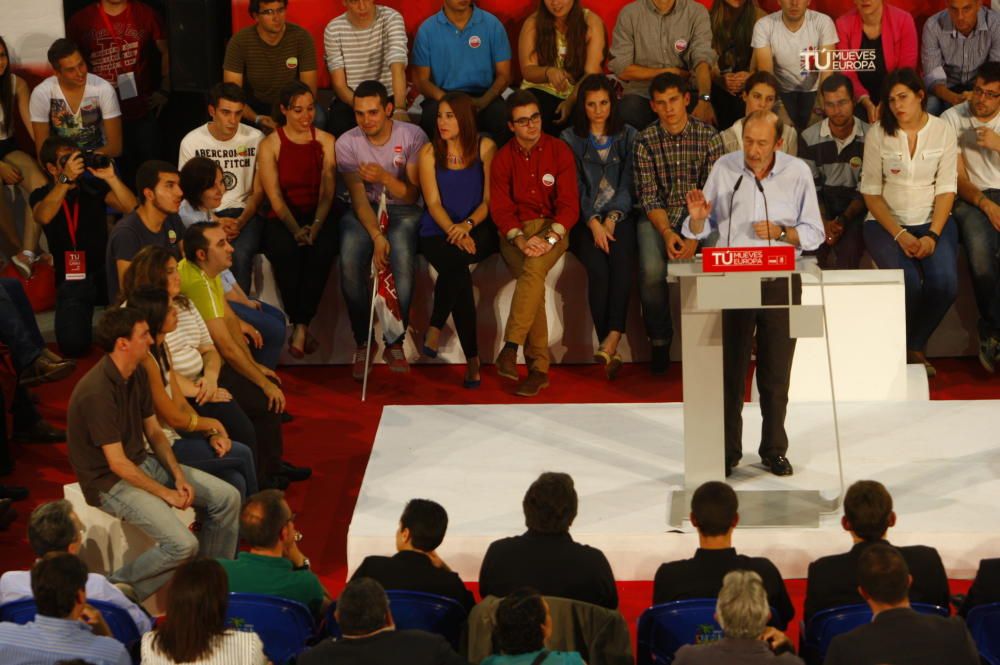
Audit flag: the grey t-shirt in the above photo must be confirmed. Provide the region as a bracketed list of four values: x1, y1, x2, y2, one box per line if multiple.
[336, 120, 428, 205]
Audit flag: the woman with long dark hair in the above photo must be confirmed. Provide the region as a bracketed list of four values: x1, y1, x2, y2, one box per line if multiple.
[482, 588, 585, 665]
[560, 75, 637, 380]
[709, 0, 766, 129]
[861, 68, 958, 378]
[417, 92, 498, 388]
[142, 558, 269, 664]
[518, 0, 605, 136]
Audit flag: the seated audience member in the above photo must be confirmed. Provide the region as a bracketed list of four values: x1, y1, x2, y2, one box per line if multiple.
[835, 0, 918, 123]
[29, 38, 122, 158]
[674, 571, 802, 665]
[412, 0, 512, 143]
[417, 92, 498, 388]
[800, 73, 869, 270]
[66, 307, 241, 601]
[711, 71, 798, 155]
[31, 137, 136, 357]
[258, 81, 339, 359]
[338, 80, 427, 379]
[220, 489, 330, 615]
[323, 0, 409, 137]
[634, 73, 721, 375]
[560, 75, 637, 380]
[960, 556, 1000, 616]
[0, 552, 130, 665]
[479, 472, 617, 609]
[482, 588, 585, 665]
[299, 577, 468, 665]
[943, 62, 1000, 371]
[105, 159, 184, 303]
[223, 0, 318, 133]
[178, 82, 265, 293]
[609, 0, 717, 131]
[653, 481, 794, 629]
[141, 558, 267, 665]
[0, 500, 151, 633]
[922, 0, 1000, 115]
[518, 0, 606, 137]
[860, 68, 959, 378]
[707, 0, 767, 130]
[179, 222, 309, 488]
[492, 91, 580, 396]
[352, 498, 475, 610]
[804, 480, 949, 620]
[823, 545, 980, 665]
[179, 156, 286, 370]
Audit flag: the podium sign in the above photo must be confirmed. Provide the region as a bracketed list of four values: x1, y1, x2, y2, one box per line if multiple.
[702, 246, 796, 272]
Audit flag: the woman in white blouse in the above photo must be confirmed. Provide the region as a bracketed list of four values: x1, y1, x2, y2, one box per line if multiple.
[860, 67, 959, 377]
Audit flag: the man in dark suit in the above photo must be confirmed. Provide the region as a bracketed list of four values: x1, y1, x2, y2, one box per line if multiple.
[960, 557, 1000, 617]
[350, 498, 474, 611]
[298, 578, 470, 665]
[804, 480, 949, 620]
[824, 544, 980, 665]
[652, 481, 795, 629]
[478, 472, 618, 609]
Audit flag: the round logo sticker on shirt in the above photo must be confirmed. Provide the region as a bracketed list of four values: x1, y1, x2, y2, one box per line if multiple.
[542, 173, 555, 187]
[168, 229, 177, 244]
[286, 57, 299, 70]
[393, 154, 406, 168]
[223, 171, 238, 191]
[469, 35, 482, 49]
[674, 39, 688, 53]
[850, 156, 862, 169]
[394, 145, 403, 153]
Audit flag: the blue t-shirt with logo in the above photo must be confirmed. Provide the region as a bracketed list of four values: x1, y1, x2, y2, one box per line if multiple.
[412, 7, 511, 95]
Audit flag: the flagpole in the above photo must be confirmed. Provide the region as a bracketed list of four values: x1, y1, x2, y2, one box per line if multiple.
[361, 264, 379, 402]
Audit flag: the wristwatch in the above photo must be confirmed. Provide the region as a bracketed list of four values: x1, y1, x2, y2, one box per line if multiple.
[546, 234, 559, 246]
[294, 558, 311, 571]
[699, 93, 712, 103]
[463, 218, 474, 227]
[58, 173, 72, 185]
[777, 228, 788, 243]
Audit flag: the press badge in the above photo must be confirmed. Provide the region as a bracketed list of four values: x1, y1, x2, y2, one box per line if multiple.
[65, 251, 87, 280]
[117, 72, 138, 100]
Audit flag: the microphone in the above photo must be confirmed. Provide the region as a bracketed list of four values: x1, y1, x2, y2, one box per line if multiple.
[725, 175, 744, 249]
[755, 177, 772, 247]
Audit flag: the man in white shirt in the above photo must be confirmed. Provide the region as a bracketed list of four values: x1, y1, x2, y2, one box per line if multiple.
[944, 61, 1000, 371]
[179, 82, 265, 293]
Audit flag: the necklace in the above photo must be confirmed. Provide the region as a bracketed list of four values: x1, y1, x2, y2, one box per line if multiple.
[446, 153, 464, 166]
[589, 133, 613, 150]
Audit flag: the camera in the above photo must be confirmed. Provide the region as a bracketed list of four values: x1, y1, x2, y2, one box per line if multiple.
[82, 151, 112, 169]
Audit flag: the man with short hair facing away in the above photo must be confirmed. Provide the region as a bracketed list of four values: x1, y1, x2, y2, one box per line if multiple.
[324, 0, 409, 137]
[412, 0, 512, 143]
[223, 0, 319, 134]
[351, 498, 475, 611]
[634, 73, 722, 376]
[178, 82, 266, 294]
[0, 552, 130, 665]
[338, 80, 428, 380]
[0, 500, 152, 633]
[66, 307, 241, 601]
[299, 577, 469, 665]
[609, 0, 719, 131]
[491, 91, 579, 397]
[653, 481, 794, 629]
[711, 71, 799, 155]
[799, 73, 869, 270]
[219, 489, 330, 616]
[923, 0, 1000, 115]
[943, 61, 1000, 371]
[29, 38, 122, 159]
[823, 544, 980, 665]
[804, 480, 949, 621]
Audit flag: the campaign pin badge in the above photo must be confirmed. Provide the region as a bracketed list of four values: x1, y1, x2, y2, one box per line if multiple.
[674, 39, 688, 52]
[542, 173, 555, 187]
[286, 57, 299, 69]
[469, 35, 482, 48]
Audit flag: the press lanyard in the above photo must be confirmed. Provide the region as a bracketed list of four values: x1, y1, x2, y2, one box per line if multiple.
[61, 199, 80, 250]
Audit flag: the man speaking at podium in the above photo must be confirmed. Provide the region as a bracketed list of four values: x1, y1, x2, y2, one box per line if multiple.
[682, 110, 823, 478]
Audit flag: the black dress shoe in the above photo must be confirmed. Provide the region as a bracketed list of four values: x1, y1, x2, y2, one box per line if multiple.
[280, 411, 294, 424]
[13, 420, 66, 443]
[761, 455, 794, 476]
[260, 474, 291, 491]
[280, 460, 312, 482]
[19, 354, 75, 388]
[650, 344, 671, 375]
[0, 485, 29, 501]
[0, 498, 17, 530]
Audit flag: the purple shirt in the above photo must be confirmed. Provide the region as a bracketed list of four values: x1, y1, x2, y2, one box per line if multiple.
[337, 120, 428, 206]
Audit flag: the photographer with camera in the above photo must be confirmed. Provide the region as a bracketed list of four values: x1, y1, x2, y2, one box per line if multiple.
[30, 137, 136, 357]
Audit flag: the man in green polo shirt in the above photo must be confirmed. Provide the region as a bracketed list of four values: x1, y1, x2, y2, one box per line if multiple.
[220, 489, 329, 615]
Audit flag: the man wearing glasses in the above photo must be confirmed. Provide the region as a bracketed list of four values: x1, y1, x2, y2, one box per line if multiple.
[944, 61, 1000, 371]
[491, 90, 579, 397]
[223, 0, 319, 134]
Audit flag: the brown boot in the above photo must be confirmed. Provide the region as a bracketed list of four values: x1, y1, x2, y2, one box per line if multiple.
[515, 370, 549, 397]
[495, 346, 519, 381]
[19, 354, 75, 388]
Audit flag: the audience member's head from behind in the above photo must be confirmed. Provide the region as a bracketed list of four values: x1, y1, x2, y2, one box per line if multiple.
[716, 570, 770, 640]
[28, 500, 83, 558]
[843, 480, 895, 543]
[152, 559, 230, 663]
[571, 74, 624, 139]
[353, 80, 393, 139]
[523, 472, 577, 535]
[278, 80, 316, 130]
[135, 160, 182, 215]
[31, 552, 89, 619]
[648, 72, 690, 133]
[506, 90, 543, 149]
[690, 481, 739, 541]
[240, 489, 296, 555]
[183, 221, 233, 276]
[47, 39, 87, 90]
[335, 577, 392, 637]
[119, 246, 184, 305]
[180, 156, 225, 212]
[493, 588, 552, 655]
[206, 82, 247, 141]
[94, 307, 152, 369]
[396, 499, 448, 554]
[857, 543, 912, 611]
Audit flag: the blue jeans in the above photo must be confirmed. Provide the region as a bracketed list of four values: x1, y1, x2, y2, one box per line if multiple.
[338, 204, 421, 346]
[636, 218, 674, 345]
[98, 456, 240, 601]
[217, 210, 264, 294]
[952, 190, 1000, 339]
[230, 299, 286, 370]
[171, 437, 258, 500]
[0, 277, 43, 370]
[863, 220, 959, 350]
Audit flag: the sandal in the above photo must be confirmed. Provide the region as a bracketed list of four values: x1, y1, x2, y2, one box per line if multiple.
[606, 353, 623, 381]
[594, 349, 611, 365]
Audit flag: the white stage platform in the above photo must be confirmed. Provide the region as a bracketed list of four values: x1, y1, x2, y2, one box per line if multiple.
[347, 401, 1000, 583]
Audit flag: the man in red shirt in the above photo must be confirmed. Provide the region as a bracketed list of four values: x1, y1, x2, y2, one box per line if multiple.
[490, 90, 579, 396]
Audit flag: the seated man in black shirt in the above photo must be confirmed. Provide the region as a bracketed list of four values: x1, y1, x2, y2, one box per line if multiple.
[959, 557, 1000, 617]
[652, 481, 794, 629]
[479, 472, 617, 609]
[804, 480, 949, 621]
[351, 498, 474, 611]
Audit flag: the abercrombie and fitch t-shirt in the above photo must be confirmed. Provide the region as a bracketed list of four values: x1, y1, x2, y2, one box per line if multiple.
[178, 123, 264, 211]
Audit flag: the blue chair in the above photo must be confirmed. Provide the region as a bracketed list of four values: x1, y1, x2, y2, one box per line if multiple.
[225, 593, 316, 665]
[967, 602, 1000, 665]
[325, 590, 467, 648]
[324, 600, 341, 638]
[636, 599, 725, 665]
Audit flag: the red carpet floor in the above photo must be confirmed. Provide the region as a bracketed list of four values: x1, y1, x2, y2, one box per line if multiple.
[0, 354, 991, 645]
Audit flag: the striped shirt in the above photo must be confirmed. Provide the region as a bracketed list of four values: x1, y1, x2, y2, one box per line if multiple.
[141, 629, 268, 665]
[0, 614, 131, 665]
[799, 117, 868, 223]
[165, 301, 212, 382]
[922, 7, 1000, 90]
[223, 23, 318, 109]
[323, 6, 407, 91]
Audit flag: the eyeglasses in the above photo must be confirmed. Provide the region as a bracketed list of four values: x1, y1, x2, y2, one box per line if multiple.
[973, 87, 1000, 100]
[512, 112, 542, 127]
[256, 6, 287, 17]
